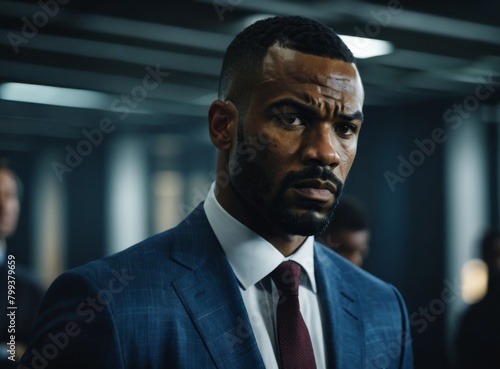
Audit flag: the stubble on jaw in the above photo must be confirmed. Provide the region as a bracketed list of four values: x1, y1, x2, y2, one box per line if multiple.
[230, 134, 344, 236]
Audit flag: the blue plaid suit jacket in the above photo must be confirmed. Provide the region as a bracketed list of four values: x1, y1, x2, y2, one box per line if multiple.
[20, 204, 413, 369]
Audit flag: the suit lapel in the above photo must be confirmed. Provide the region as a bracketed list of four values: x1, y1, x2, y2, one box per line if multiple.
[315, 243, 365, 368]
[171, 206, 265, 369]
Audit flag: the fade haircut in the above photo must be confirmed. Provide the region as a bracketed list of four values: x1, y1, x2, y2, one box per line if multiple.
[218, 16, 356, 119]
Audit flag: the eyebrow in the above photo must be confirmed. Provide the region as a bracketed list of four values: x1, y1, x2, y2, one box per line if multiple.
[337, 111, 364, 122]
[267, 98, 364, 122]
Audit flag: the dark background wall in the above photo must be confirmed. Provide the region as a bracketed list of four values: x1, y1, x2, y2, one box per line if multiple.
[346, 103, 448, 368]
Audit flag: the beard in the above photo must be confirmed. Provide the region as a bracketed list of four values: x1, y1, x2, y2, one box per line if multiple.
[230, 132, 344, 236]
[273, 166, 344, 235]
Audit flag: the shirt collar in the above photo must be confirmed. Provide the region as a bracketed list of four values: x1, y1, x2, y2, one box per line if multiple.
[204, 182, 317, 292]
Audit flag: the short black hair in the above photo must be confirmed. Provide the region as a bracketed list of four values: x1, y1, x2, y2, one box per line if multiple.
[218, 16, 356, 112]
[0, 159, 23, 203]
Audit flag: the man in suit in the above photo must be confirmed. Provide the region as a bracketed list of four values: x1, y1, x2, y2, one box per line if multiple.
[0, 161, 45, 367]
[20, 16, 413, 369]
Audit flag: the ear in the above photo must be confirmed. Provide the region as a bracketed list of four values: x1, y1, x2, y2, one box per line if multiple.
[208, 99, 237, 151]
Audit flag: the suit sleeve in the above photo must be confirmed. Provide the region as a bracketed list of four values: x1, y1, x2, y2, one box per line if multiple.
[18, 270, 125, 369]
[389, 285, 414, 369]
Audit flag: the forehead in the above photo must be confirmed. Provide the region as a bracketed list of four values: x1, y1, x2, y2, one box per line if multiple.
[256, 45, 364, 109]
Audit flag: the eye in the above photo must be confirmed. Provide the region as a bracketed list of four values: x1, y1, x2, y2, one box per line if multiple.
[273, 113, 305, 126]
[335, 123, 358, 137]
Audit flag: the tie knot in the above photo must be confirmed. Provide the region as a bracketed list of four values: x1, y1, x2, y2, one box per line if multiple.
[270, 261, 301, 296]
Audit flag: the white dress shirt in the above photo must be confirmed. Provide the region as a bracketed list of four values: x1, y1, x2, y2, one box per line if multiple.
[204, 183, 327, 369]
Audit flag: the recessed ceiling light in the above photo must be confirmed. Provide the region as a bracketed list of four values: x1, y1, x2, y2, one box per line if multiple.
[0, 82, 110, 110]
[339, 35, 394, 59]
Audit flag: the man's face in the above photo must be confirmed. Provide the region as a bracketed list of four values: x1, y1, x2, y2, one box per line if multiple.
[331, 229, 370, 267]
[229, 45, 364, 236]
[0, 170, 20, 239]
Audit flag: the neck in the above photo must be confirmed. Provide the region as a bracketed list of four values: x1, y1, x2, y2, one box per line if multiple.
[214, 179, 306, 256]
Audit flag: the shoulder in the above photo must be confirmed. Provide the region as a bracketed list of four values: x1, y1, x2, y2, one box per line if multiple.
[65, 229, 184, 287]
[54, 204, 214, 291]
[314, 241, 404, 303]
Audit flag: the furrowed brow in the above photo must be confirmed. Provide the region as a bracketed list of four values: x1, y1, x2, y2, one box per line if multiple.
[337, 111, 364, 122]
[267, 98, 321, 117]
[267, 98, 363, 123]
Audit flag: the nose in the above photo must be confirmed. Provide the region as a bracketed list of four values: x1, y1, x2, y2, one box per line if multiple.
[300, 124, 341, 168]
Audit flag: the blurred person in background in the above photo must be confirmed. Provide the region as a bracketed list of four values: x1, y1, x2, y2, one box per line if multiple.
[0, 160, 44, 366]
[456, 229, 500, 369]
[317, 195, 370, 268]
[20, 16, 412, 369]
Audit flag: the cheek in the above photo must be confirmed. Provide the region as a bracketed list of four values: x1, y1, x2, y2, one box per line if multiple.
[268, 131, 298, 151]
[256, 145, 285, 177]
[338, 144, 357, 173]
[262, 131, 301, 162]
[7, 200, 19, 216]
[253, 136, 298, 186]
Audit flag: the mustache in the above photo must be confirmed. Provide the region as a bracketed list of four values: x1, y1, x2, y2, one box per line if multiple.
[281, 166, 344, 195]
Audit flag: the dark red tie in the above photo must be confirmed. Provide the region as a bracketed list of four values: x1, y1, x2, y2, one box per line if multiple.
[271, 261, 317, 369]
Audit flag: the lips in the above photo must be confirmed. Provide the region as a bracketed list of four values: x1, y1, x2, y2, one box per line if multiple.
[292, 179, 337, 201]
[294, 179, 337, 194]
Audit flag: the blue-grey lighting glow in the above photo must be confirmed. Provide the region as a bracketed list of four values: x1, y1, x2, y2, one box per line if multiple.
[0, 82, 110, 109]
